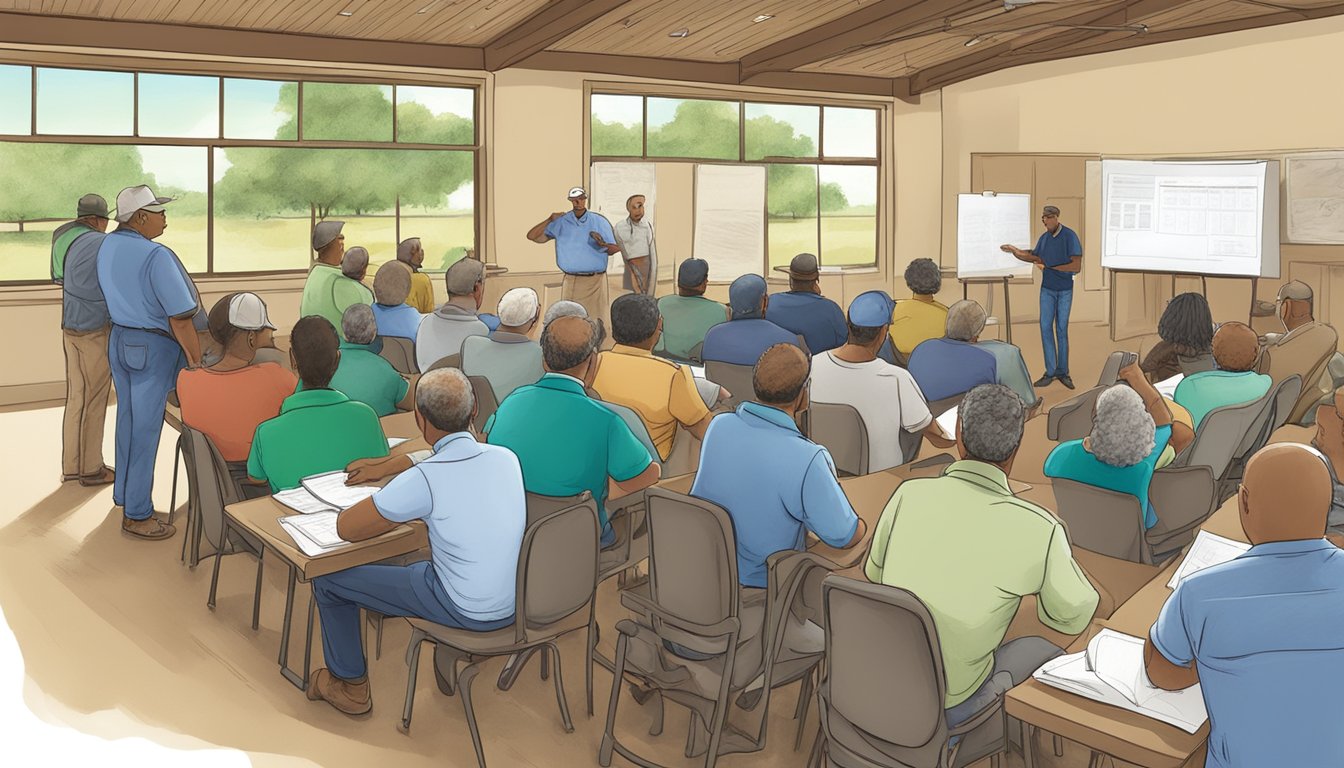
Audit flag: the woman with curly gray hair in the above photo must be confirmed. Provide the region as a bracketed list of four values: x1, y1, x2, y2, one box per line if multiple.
[1044, 361, 1190, 529]
[889, 257, 948, 364]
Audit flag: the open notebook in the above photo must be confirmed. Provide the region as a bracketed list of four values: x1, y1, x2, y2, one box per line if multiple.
[1166, 530, 1251, 589]
[1033, 629, 1208, 733]
[273, 471, 382, 555]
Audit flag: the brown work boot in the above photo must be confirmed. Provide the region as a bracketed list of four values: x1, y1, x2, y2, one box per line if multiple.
[307, 668, 372, 716]
[79, 466, 115, 487]
[121, 516, 176, 540]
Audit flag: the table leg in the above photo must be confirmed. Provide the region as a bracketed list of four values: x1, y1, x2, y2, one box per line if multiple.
[1002, 276, 1013, 345]
[1022, 723, 1037, 768]
[278, 563, 305, 689]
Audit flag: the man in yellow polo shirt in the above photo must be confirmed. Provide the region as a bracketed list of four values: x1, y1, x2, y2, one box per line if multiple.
[890, 257, 948, 364]
[591, 293, 725, 461]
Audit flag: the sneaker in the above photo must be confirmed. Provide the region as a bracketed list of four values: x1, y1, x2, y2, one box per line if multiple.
[1033, 375, 1055, 387]
[121, 516, 176, 540]
[1058, 374, 1076, 390]
[79, 466, 115, 487]
[307, 669, 372, 716]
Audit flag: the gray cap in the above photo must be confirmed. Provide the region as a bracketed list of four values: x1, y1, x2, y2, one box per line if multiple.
[77, 194, 109, 219]
[1042, 205, 1061, 217]
[1277, 280, 1313, 301]
[544, 300, 587, 325]
[788, 252, 820, 280]
[729, 274, 768, 319]
[677, 258, 709, 288]
[341, 246, 369, 277]
[312, 220, 345, 251]
[445, 258, 486, 296]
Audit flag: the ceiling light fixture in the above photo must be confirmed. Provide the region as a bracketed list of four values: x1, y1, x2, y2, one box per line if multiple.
[416, 1, 438, 13]
[622, 17, 638, 28]
[964, 35, 986, 47]
[669, 28, 691, 38]
[338, 10, 354, 16]
[753, 14, 774, 23]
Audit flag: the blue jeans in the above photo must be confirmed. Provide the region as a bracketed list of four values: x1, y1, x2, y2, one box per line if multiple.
[108, 326, 184, 521]
[1039, 288, 1074, 377]
[312, 561, 513, 680]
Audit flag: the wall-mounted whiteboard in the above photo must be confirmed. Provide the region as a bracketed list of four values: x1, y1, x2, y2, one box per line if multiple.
[957, 193, 1034, 279]
[1286, 153, 1344, 244]
[1101, 159, 1279, 278]
[591, 162, 656, 275]
[693, 164, 765, 281]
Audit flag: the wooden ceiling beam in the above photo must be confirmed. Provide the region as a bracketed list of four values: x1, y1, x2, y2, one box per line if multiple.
[912, 1, 1344, 93]
[739, 0, 984, 80]
[482, 0, 632, 72]
[0, 10, 486, 70]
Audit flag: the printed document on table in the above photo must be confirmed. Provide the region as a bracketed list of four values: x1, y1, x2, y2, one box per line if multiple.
[279, 511, 345, 550]
[273, 486, 338, 515]
[300, 471, 381, 510]
[1166, 530, 1251, 589]
[935, 406, 959, 439]
[279, 515, 346, 557]
[1154, 373, 1184, 400]
[387, 437, 409, 449]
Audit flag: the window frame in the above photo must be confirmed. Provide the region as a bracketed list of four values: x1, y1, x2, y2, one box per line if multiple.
[0, 57, 484, 286]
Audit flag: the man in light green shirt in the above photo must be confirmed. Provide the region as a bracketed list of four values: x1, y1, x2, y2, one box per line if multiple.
[299, 222, 374, 338]
[655, 258, 728, 362]
[866, 383, 1099, 723]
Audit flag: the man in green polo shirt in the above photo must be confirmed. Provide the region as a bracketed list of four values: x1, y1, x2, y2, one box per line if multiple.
[655, 258, 728, 362]
[299, 221, 374, 338]
[247, 315, 389, 492]
[316, 304, 413, 417]
[485, 315, 661, 545]
[866, 383, 1099, 726]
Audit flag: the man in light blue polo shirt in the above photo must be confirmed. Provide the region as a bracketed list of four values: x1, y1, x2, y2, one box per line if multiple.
[1145, 443, 1344, 768]
[527, 186, 616, 334]
[97, 185, 202, 541]
[1001, 205, 1082, 389]
[306, 368, 526, 716]
[691, 343, 864, 588]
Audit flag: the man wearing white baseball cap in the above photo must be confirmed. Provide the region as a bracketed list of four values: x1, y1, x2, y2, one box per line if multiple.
[96, 184, 202, 540]
[526, 186, 617, 335]
[177, 293, 297, 481]
[461, 287, 544, 401]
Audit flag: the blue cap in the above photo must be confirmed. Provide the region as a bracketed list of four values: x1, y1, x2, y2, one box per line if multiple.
[848, 290, 895, 327]
[729, 274, 768, 318]
[677, 258, 709, 288]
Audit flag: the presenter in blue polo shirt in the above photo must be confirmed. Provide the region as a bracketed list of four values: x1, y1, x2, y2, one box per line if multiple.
[98, 184, 203, 541]
[1000, 205, 1082, 389]
[527, 186, 617, 336]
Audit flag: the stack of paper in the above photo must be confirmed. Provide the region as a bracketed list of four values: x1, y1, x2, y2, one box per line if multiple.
[1154, 373, 1184, 400]
[273, 470, 381, 555]
[935, 405, 959, 439]
[278, 512, 346, 557]
[1033, 629, 1208, 733]
[1166, 531, 1251, 589]
[387, 437, 409, 449]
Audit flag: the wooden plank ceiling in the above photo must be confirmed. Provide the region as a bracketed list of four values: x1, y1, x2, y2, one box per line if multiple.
[2, 0, 1344, 97]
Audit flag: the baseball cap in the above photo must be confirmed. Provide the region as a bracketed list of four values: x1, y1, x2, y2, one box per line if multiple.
[497, 287, 540, 327]
[77, 194, 109, 219]
[543, 300, 587, 325]
[847, 290, 896, 327]
[788, 253, 820, 280]
[1042, 205, 1061, 217]
[341, 246, 369, 277]
[227, 292, 277, 331]
[312, 220, 345, 251]
[113, 185, 173, 223]
[728, 274, 768, 319]
[677, 258, 709, 288]
[567, 186, 587, 199]
[445, 258, 486, 296]
[1277, 280, 1312, 301]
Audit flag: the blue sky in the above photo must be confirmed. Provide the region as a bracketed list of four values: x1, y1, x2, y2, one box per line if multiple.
[0, 65, 28, 134]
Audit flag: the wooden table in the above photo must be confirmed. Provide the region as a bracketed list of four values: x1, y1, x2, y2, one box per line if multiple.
[1004, 496, 1245, 768]
[211, 411, 430, 689]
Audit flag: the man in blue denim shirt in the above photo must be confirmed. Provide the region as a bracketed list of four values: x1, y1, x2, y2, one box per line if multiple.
[1001, 205, 1082, 389]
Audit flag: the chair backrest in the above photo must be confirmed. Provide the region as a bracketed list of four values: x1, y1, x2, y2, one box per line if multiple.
[643, 487, 739, 656]
[1177, 352, 1215, 376]
[1050, 478, 1147, 563]
[588, 393, 663, 467]
[1176, 382, 1284, 480]
[183, 426, 244, 553]
[515, 497, 600, 640]
[821, 576, 949, 765]
[1047, 385, 1105, 443]
[468, 375, 498, 432]
[377, 335, 419, 375]
[688, 340, 705, 365]
[1095, 351, 1126, 387]
[1271, 373, 1304, 432]
[427, 353, 462, 372]
[705, 361, 756, 405]
[525, 490, 593, 526]
[809, 402, 869, 476]
[926, 392, 965, 419]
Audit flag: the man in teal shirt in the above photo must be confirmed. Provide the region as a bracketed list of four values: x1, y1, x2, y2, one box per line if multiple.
[1175, 321, 1271, 428]
[655, 258, 728, 362]
[314, 304, 412, 418]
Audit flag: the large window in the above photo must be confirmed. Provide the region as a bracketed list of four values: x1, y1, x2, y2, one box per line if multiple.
[0, 65, 479, 283]
[591, 92, 879, 272]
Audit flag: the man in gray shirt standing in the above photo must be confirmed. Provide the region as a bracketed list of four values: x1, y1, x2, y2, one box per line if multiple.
[610, 194, 657, 296]
[56, 194, 115, 486]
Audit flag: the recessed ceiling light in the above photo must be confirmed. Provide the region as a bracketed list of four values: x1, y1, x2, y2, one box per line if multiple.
[753, 14, 774, 23]
[669, 28, 690, 38]
[416, 1, 437, 13]
[964, 35, 986, 47]
[338, 10, 354, 16]
[622, 17, 638, 28]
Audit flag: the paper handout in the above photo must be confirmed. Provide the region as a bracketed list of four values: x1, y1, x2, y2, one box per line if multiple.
[278, 513, 348, 557]
[1153, 373, 1184, 400]
[1166, 531, 1251, 589]
[300, 471, 380, 510]
[935, 405, 959, 439]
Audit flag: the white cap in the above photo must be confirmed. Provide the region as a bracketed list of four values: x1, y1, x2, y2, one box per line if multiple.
[497, 287, 540, 327]
[228, 292, 277, 331]
[567, 186, 587, 199]
[113, 185, 173, 223]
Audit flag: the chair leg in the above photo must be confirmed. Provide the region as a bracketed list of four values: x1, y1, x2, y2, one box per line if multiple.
[991, 752, 1002, 768]
[648, 690, 664, 737]
[375, 614, 384, 660]
[168, 435, 181, 526]
[179, 487, 190, 563]
[399, 635, 424, 734]
[251, 549, 264, 631]
[794, 670, 814, 751]
[207, 547, 224, 610]
[545, 643, 574, 733]
[457, 663, 488, 768]
[540, 644, 550, 681]
[585, 622, 596, 717]
[807, 727, 824, 768]
[684, 711, 699, 758]
[1054, 733, 1064, 757]
[598, 633, 629, 767]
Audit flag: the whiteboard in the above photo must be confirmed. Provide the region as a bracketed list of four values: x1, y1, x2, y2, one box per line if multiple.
[1101, 159, 1279, 278]
[957, 193, 1034, 279]
[591, 162, 656, 275]
[1286, 153, 1344, 244]
[694, 165, 765, 281]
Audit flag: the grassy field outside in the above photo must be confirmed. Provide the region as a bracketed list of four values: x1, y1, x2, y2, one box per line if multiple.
[768, 215, 877, 270]
[0, 215, 474, 281]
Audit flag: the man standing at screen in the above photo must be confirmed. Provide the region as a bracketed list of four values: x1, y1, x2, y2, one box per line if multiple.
[527, 186, 616, 334]
[1000, 205, 1082, 389]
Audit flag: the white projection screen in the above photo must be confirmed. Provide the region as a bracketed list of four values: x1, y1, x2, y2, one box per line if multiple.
[1100, 159, 1279, 278]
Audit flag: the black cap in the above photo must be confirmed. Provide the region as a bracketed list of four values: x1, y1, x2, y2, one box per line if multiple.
[677, 258, 709, 288]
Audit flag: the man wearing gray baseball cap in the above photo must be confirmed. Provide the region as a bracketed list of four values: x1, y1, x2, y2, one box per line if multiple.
[96, 184, 202, 540]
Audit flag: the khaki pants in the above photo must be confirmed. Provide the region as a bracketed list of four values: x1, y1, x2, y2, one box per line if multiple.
[562, 272, 610, 341]
[62, 326, 113, 478]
